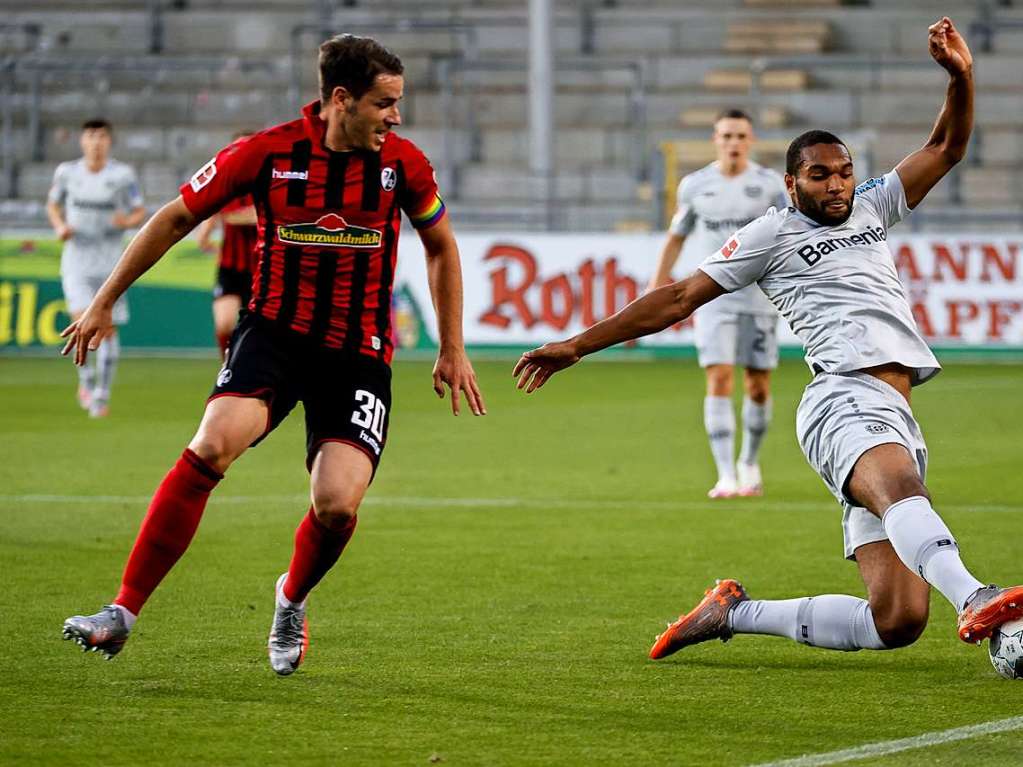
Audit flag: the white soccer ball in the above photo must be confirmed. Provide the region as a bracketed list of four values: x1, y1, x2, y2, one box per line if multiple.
[988, 618, 1023, 680]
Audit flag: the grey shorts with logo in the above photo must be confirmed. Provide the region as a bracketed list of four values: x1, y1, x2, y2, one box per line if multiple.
[61, 272, 130, 325]
[796, 371, 928, 560]
[694, 310, 779, 369]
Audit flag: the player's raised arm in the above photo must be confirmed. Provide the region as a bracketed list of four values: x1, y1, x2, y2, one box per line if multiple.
[514, 271, 725, 393]
[894, 17, 973, 209]
[61, 196, 198, 365]
[419, 216, 486, 416]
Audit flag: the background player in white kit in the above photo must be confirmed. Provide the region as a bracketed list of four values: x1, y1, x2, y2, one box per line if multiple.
[515, 18, 1023, 662]
[649, 110, 788, 498]
[46, 119, 146, 417]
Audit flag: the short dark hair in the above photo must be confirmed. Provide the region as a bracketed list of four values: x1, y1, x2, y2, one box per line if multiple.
[318, 34, 404, 103]
[715, 108, 753, 126]
[785, 130, 849, 175]
[81, 118, 112, 133]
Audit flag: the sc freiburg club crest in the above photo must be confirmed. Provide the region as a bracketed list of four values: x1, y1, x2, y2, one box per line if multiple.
[277, 214, 382, 248]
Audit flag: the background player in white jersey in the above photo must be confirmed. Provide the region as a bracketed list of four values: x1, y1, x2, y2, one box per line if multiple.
[46, 119, 146, 417]
[649, 110, 788, 498]
[515, 18, 1023, 662]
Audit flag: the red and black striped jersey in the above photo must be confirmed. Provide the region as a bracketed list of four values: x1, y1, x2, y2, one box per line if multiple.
[218, 193, 259, 275]
[180, 101, 446, 364]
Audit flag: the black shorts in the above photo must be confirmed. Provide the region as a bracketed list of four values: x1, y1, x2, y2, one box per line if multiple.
[211, 313, 392, 473]
[213, 267, 253, 304]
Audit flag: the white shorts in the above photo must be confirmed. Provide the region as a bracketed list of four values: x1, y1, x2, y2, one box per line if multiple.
[61, 273, 130, 325]
[796, 372, 928, 560]
[694, 310, 778, 370]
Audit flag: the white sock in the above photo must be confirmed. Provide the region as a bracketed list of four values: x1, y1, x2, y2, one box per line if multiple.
[882, 496, 984, 612]
[111, 603, 137, 630]
[730, 595, 887, 651]
[703, 396, 736, 482]
[738, 396, 771, 466]
[77, 360, 96, 392]
[94, 334, 120, 403]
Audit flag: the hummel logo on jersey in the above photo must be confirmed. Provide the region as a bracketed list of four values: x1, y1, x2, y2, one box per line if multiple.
[720, 235, 741, 259]
[277, 213, 382, 248]
[797, 226, 887, 266]
[272, 168, 309, 181]
[744, 185, 763, 198]
[865, 423, 889, 434]
[216, 367, 232, 387]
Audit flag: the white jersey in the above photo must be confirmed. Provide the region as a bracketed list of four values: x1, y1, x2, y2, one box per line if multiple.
[48, 158, 143, 278]
[669, 161, 788, 316]
[699, 169, 940, 386]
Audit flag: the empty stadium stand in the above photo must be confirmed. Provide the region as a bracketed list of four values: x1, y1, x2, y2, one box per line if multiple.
[2, 0, 1021, 231]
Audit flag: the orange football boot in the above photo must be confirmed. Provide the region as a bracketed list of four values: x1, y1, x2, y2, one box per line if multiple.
[649, 579, 749, 660]
[957, 585, 1023, 644]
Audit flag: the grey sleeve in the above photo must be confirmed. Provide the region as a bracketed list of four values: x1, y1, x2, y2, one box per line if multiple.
[697, 213, 779, 292]
[48, 163, 68, 205]
[121, 166, 144, 209]
[855, 170, 911, 229]
[667, 176, 697, 236]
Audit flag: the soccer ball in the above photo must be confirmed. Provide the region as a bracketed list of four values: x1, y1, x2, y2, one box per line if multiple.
[988, 618, 1023, 680]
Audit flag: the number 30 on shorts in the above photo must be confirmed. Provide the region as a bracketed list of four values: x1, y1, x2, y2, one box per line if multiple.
[351, 389, 387, 442]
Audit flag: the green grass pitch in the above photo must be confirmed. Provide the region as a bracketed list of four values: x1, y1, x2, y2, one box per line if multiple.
[1, 355, 1021, 765]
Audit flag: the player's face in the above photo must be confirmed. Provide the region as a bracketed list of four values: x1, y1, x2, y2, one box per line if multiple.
[344, 74, 404, 152]
[80, 128, 111, 164]
[712, 118, 753, 166]
[786, 143, 856, 226]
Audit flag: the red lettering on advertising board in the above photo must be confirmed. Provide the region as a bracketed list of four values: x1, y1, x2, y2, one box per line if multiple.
[894, 243, 923, 281]
[932, 244, 968, 282]
[479, 244, 537, 329]
[910, 301, 935, 337]
[987, 301, 1022, 339]
[979, 243, 1017, 283]
[945, 300, 980, 338]
[478, 244, 641, 332]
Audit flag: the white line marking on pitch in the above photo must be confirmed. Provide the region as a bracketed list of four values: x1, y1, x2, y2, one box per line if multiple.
[0, 494, 1020, 514]
[748, 715, 1023, 767]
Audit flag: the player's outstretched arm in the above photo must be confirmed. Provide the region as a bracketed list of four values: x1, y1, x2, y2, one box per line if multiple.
[61, 196, 198, 365]
[513, 271, 725, 393]
[418, 217, 486, 417]
[895, 17, 973, 209]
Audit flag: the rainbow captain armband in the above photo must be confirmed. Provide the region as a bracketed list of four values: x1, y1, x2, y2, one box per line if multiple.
[409, 195, 446, 229]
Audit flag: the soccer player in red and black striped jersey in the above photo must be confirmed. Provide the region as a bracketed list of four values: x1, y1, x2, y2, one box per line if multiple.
[60, 35, 486, 674]
[195, 131, 260, 357]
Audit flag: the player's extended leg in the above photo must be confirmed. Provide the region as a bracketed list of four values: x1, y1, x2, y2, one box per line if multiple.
[90, 330, 120, 418]
[62, 396, 268, 658]
[212, 294, 242, 359]
[268, 443, 370, 675]
[848, 442, 1023, 642]
[736, 368, 772, 496]
[704, 364, 738, 498]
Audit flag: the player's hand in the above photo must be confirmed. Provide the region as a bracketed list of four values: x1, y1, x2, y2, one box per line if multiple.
[928, 17, 972, 76]
[197, 235, 216, 253]
[60, 303, 114, 366]
[56, 223, 74, 241]
[432, 347, 486, 416]
[513, 341, 581, 393]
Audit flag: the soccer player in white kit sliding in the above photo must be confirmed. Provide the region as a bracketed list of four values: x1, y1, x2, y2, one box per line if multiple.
[514, 18, 1023, 660]
[649, 110, 788, 498]
[46, 119, 146, 417]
